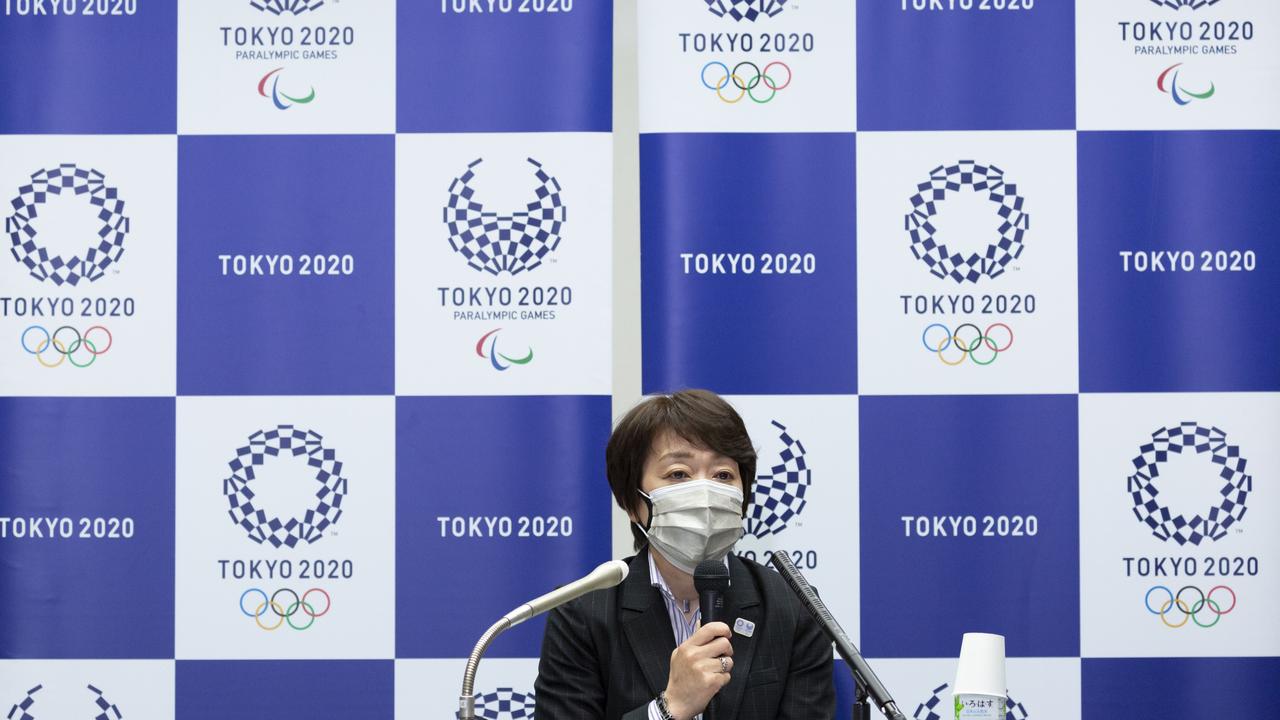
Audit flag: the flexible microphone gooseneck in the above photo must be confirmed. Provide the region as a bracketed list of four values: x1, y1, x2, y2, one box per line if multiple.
[694, 559, 731, 720]
[458, 560, 629, 720]
[770, 550, 908, 720]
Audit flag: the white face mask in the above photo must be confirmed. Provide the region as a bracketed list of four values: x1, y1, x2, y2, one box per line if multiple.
[636, 479, 745, 575]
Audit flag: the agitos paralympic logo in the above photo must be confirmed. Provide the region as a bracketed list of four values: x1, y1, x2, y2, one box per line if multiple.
[904, 161, 1030, 284]
[475, 328, 533, 372]
[443, 158, 567, 276]
[1157, 63, 1215, 105]
[5, 684, 124, 720]
[257, 67, 316, 110]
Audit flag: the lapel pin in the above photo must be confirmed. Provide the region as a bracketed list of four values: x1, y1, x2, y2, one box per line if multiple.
[733, 617, 756, 638]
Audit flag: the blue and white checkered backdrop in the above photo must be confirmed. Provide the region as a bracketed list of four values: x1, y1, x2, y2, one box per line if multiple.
[1, 1, 1277, 718]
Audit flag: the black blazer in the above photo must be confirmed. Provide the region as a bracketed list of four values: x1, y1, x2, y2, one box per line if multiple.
[534, 551, 835, 719]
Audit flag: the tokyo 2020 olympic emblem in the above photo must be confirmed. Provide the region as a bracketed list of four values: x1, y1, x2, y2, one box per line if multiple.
[223, 425, 349, 548]
[704, 0, 784, 22]
[250, 0, 324, 14]
[5, 683, 123, 720]
[746, 420, 810, 538]
[5, 164, 129, 286]
[913, 683, 1028, 720]
[1128, 422, 1251, 546]
[466, 688, 536, 720]
[904, 161, 1029, 284]
[443, 158, 567, 277]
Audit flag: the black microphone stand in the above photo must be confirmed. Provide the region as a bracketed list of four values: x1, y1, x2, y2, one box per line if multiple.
[852, 674, 871, 720]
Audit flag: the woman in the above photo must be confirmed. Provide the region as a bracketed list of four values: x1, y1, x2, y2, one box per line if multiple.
[535, 389, 835, 719]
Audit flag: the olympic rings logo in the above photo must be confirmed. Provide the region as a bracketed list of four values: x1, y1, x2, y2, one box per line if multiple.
[20, 325, 112, 368]
[700, 61, 791, 104]
[240, 587, 332, 631]
[921, 323, 1013, 366]
[1144, 585, 1236, 628]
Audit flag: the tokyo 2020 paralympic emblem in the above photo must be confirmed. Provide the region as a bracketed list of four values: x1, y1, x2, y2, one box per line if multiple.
[223, 425, 349, 548]
[745, 420, 810, 538]
[1128, 422, 1251, 546]
[465, 688, 537, 720]
[904, 161, 1029, 284]
[5, 164, 129, 286]
[443, 158, 567, 277]
[913, 682, 1028, 720]
[704, 0, 784, 22]
[1150, 0, 1221, 9]
[5, 683, 123, 720]
[250, 0, 324, 14]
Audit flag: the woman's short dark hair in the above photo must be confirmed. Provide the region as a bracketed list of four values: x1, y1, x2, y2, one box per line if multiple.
[606, 389, 757, 551]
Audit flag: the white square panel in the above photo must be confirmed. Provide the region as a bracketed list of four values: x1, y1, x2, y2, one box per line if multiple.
[178, 0, 395, 134]
[395, 132, 612, 396]
[857, 131, 1078, 396]
[1077, 0, 1280, 130]
[0, 660, 175, 720]
[175, 395, 395, 659]
[0, 136, 176, 396]
[1080, 392, 1280, 657]
[639, 0, 855, 133]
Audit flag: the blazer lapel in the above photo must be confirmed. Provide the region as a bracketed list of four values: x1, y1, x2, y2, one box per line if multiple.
[620, 552, 678, 697]
[715, 555, 762, 720]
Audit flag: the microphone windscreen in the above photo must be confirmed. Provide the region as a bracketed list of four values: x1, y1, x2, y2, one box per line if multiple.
[694, 558, 731, 593]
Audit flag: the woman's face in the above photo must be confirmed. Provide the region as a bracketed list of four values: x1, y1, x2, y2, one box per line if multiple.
[629, 430, 744, 527]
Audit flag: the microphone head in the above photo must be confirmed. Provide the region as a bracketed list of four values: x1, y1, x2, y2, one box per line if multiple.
[593, 559, 630, 586]
[694, 558, 731, 593]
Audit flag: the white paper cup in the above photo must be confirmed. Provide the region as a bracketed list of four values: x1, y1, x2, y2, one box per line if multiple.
[953, 632, 1006, 697]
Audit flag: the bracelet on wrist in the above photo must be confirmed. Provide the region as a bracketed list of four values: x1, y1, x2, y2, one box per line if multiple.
[655, 691, 676, 720]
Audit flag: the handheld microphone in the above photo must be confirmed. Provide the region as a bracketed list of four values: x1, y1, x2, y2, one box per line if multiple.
[694, 559, 730, 625]
[694, 559, 731, 720]
[770, 551, 908, 720]
[459, 560, 629, 720]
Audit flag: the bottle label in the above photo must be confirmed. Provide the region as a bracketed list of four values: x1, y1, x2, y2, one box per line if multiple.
[954, 693, 1005, 720]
